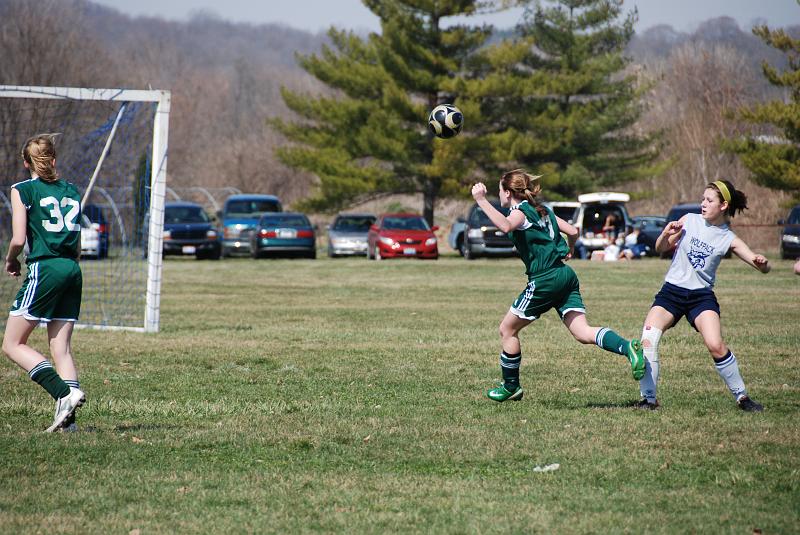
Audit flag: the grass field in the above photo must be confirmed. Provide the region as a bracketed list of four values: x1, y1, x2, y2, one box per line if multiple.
[0, 255, 798, 534]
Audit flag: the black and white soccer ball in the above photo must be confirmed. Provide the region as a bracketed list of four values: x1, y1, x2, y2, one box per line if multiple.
[427, 104, 463, 139]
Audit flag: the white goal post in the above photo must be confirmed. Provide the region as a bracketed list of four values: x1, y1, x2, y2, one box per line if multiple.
[0, 85, 170, 333]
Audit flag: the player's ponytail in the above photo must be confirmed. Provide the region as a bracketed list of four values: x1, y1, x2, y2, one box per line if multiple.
[501, 169, 547, 218]
[21, 133, 59, 182]
[708, 180, 747, 218]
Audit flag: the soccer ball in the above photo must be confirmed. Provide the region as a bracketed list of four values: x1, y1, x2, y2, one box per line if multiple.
[428, 104, 463, 139]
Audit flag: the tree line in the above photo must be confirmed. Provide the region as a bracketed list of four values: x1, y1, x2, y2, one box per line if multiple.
[0, 0, 797, 229]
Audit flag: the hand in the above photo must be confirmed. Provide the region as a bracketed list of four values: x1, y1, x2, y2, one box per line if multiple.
[663, 220, 683, 236]
[753, 254, 770, 273]
[471, 182, 487, 202]
[5, 258, 20, 277]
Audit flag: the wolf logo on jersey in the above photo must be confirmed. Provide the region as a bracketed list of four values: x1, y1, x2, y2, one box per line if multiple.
[687, 236, 714, 270]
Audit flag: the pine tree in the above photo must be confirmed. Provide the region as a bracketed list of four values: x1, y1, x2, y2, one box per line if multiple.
[459, 0, 661, 199]
[725, 23, 800, 200]
[272, 1, 498, 224]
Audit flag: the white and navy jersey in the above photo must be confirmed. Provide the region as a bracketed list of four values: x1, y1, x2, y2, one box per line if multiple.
[665, 213, 735, 290]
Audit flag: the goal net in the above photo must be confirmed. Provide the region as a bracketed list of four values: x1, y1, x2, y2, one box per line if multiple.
[0, 85, 170, 332]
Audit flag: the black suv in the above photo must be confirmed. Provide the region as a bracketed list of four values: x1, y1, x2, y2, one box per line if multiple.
[460, 201, 516, 260]
[779, 204, 800, 259]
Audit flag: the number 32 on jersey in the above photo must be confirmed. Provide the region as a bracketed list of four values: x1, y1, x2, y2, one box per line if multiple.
[41, 196, 80, 232]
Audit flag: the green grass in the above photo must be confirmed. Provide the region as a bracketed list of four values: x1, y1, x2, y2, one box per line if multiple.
[0, 255, 798, 534]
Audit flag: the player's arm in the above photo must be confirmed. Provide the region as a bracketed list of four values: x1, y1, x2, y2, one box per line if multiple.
[471, 183, 526, 232]
[729, 237, 770, 273]
[655, 215, 686, 254]
[556, 216, 578, 253]
[5, 188, 27, 276]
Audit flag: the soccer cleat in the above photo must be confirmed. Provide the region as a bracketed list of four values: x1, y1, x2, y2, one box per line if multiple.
[487, 384, 524, 402]
[45, 387, 85, 433]
[627, 339, 646, 381]
[635, 398, 659, 411]
[58, 412, 78, 433]
[737, 396, 763, 412]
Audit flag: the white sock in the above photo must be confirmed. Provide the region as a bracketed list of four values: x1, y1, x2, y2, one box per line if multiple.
[639, 325, 662, 403]
[714, 351, 747, 401]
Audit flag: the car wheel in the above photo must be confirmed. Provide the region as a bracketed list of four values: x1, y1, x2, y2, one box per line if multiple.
[456, 236, 465, 257]
[307, 249, 317, 259]
[463, 242, 474, 260]
[374, 245, 382, 261]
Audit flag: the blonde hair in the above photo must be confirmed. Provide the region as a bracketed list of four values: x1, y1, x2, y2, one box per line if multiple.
[21, 133, 59, 182]
[500, 168, 547, 216]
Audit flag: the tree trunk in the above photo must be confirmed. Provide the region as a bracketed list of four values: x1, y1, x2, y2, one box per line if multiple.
[423, 181, 439, 227]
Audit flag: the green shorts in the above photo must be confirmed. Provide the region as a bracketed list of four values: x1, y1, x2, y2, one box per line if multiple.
[510, 265, 586, 321]
[9, 258, 82, 322]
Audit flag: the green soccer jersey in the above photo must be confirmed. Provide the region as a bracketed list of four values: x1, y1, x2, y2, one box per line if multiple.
[12, 177, 81, 262]
[509, 201, 570, 278]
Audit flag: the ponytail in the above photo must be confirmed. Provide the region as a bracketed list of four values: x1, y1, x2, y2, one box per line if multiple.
[501, 169, 547, 217]
[21, 133, 59, 182]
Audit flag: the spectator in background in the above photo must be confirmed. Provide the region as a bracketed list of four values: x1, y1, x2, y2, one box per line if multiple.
[794, 258, 800, 275]
[602, 213, 620, 240]
[622, 227, 647, 259]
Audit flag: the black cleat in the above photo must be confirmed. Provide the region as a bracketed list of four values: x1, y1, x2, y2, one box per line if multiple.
[737, 396, 763, 412]
[635, 398, 659, 411]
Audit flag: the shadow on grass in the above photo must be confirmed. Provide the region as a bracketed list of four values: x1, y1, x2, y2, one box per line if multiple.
[584, 399, 643, 409]
[114, 423, 182, 432]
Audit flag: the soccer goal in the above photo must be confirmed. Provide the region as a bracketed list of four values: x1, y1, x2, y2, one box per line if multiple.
[0, 85, 170, 332]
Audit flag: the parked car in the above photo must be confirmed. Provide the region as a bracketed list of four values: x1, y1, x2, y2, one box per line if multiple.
[459, 201, 516, 260]
[779, 204, 800, 259]
[220, 194, 282, 256]
[367, 213, 438, 260]
[544, 201, 580, 224]
[663, 202, 731, 259]
[631, 215, 667, 257]
[82, 203, 109, 258]
[327, 213, 376, 257]
[573, 192, 633, 255]
[250, 212, 316, 259]
[80, 214, 102, 259]
[162, 201, 221, 260]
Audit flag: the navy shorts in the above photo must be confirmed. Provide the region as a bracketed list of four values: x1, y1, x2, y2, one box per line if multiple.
[652, 282, 720, 331]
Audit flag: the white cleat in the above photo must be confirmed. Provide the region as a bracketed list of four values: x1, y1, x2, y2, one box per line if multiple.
[45, 388, 85, 433]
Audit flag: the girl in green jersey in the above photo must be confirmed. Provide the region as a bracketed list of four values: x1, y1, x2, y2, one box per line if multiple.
[2, 134, 85, 431]
[472, 169, 645, 402]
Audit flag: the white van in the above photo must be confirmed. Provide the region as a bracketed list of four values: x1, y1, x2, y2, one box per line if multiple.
[573, 192, 633, 254]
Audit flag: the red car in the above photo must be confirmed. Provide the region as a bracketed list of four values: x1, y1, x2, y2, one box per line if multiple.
[367, 213, 439, 260]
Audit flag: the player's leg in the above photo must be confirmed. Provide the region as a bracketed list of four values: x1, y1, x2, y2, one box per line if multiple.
[48, 320, 81, 431]
[636, 306, 674, 409]
[562, 310, 645, 380]
[693, 310, 762, 412]
[489, 310, 531, 402]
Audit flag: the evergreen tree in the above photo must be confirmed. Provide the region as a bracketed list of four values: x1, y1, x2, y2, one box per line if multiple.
[272, 1, 499, 224]
[725, 23, 800, 200]
[458, 0, 661, 199]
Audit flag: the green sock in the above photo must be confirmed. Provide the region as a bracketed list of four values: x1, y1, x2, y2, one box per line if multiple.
[595, 327, 629, 356]
[28, 361, 70, 400]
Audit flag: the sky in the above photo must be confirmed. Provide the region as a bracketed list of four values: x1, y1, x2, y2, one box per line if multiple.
[91, 0, 800, 34]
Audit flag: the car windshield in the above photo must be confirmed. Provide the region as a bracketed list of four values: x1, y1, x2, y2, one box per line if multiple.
[636, 218, 666, 230]
[382, 216, 429, 231]
[551, 206, 577, 222]
[225, 200, 281, 218]
[470, 204, 509, 226]
[260, 215, 309, 227]
[667, 206, 700, 222]
[788, 207, 800, 224]
[164, 206, 209, 224]
[332, 216, 375, 232]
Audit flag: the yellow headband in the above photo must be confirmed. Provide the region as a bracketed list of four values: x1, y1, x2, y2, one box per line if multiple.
[713, 181, 731, 203]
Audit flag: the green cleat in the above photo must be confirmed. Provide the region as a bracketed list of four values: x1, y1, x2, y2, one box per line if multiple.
[487, 384, 524, 402]
[627, 339, 646, 381]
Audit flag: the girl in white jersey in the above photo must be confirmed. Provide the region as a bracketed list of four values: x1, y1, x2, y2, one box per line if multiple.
[637, 180, 770, 412]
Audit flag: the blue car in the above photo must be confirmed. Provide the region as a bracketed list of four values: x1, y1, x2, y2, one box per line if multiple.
[249, 212, 316, 259]
[779, 204, 800, 259]
[162, 201, 221, 260]
[220, 194, 282, 256]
